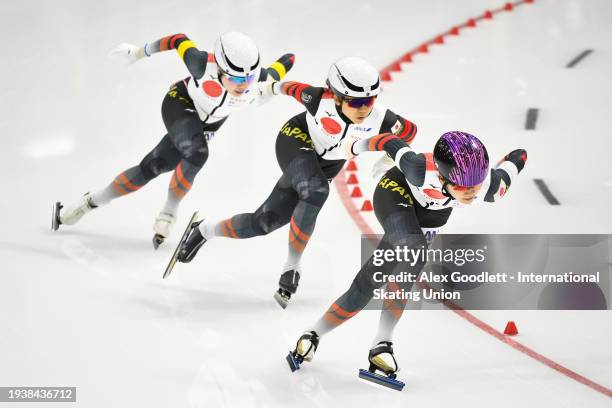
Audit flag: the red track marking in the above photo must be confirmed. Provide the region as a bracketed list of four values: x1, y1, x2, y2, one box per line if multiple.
[334, 0, 612, 398]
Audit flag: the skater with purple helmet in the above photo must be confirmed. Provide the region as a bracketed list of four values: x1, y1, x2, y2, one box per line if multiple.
[287, 130, 527, 389]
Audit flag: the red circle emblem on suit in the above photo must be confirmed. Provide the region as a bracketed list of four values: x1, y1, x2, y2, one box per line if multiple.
[203, 80, 223, 97]
[424, 188, 446, 199]
[320, 117, 342, 135]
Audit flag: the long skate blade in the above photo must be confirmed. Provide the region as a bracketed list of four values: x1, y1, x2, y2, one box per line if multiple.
[51, 202, 62, 232]
[273, 290, 289, 309]
[163, 211, 198, 279]
[358, 369, 405, 391]
[152, 234, 164, 250]
[286, 352, 301, 372]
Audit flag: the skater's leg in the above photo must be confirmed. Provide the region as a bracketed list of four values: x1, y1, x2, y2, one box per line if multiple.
[159, 83, 211, 218]
[177, 175, 298, 263]
[283, 155, 331, 270]
[310, 167, 433, 337]
[161, 138, 209, 215]
[274, 114, 341, 272]
[371, 168, 452, 344]
[89, 134, 179, 206]
[199, 174, 298, 239]
[60, 135, 180, 226]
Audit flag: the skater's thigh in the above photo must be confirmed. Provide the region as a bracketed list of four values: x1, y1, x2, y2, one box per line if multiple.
[139, 134, 181, 178]
[161, 83, 208, 162]
[253, 175, 299, 228]
[275, 113, 320, 175]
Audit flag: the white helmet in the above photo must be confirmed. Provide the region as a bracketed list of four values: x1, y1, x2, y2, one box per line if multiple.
[214, 31, 260, 77]
[327, 57, 381, 98]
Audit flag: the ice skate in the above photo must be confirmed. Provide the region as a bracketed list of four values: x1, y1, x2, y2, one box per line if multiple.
[358, 341, 405, 391]
[52, 193, 96, 231]
[163, 211, 200, 279]
[273, 269, 301, 309]
[152, 212, 175, 249]
[286, 331, 319, 372]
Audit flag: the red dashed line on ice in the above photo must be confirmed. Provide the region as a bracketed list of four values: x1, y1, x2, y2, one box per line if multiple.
[334, 0, 612, 398]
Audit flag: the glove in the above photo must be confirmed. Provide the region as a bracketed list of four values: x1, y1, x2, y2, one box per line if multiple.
[256, 81, 281, 105]
[371, 154, 395, 180]
[109, 43, 147, 65]
[342, 134, 361, 161]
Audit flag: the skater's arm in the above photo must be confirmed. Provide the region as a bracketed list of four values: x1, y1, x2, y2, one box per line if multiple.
[254, 54, 297, 104]
[259, 53, 296, 81]
[352, 133, 426, 187]
[379, 110, 418, 144]
[484, 149, 528, 203]
[143, 34, 209, 79]
[278, 81, 327, 115]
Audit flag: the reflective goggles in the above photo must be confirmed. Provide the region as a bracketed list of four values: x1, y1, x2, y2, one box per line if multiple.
[343, 95, 377, 109]
[225, 73, 256, 84]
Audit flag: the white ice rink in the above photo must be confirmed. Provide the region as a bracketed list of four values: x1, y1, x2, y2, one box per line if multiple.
[1, 0, 611, 406]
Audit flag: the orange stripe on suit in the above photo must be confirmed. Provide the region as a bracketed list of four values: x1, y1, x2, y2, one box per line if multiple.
[112, 180, 130, 196]
[175, 163, 193, 191]
[330, 303, 358, 318]
[118, 173, 140, 191]
[323, 312, 346, 327]
[290, 217, 311, 242]
[225, 219, 238, 238]
[289, 231, 306, 253]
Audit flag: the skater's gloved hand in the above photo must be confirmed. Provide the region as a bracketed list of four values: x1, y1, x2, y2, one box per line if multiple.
[342, 134, 361, 161]
[256, 81, 281, 105]
[371, 154, 395, 180]
[109, 43, 147, 65]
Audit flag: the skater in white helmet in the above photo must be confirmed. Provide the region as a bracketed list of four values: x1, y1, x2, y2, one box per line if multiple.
[287, 131, 527, 389]
[53, 32, 294, 249]
[172, 57, 418, 308]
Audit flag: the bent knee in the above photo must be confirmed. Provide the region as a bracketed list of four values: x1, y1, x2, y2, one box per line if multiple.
[296, 175, 330, 206]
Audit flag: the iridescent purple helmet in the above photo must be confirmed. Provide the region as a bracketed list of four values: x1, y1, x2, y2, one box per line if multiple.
[433, 131, 489, 187]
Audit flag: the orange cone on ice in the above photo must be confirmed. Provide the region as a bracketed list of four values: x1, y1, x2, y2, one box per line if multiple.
[350, 186, 363, 198]
[504, 321, 518, 336]
[347, 173, 359, 185]
[361, 200, 373, 211]
[346, 160, 358, 171]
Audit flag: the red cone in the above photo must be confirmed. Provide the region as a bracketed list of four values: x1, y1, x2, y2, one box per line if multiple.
[484, 10, 493, 19]
[380, 70, 392, 82]
[350, 186, 363, 198]
[402, 53, 413, 62]
[505, 2, 514, 11]
[434, 36, 444, 44]
[346, 160, 358, 171]
[504, 321, 518, 335]
[389, 61, 401, 72]
[450, 27, 460, 35]
[467, 18, 476, 27]
[347, 173, 359, 185]
[525, 0, 534, 3]
[419, 44, 429, 53]
[361, 200, 373, 211]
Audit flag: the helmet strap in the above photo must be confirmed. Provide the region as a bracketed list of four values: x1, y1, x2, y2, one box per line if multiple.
[440, 178, 455, 200]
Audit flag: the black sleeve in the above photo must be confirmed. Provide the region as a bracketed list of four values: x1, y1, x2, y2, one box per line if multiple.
[281, 82, 327, 116]
[484, 149, 527, 203]
[379, 110, 418, 145]
[356, 134, 426, 186]
[146, 33, 208, 80]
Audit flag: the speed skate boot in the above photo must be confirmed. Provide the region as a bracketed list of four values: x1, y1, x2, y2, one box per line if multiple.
[286, 330, 319, 372]
[152, 212, 175, 249]
[176, 220, 206, 263]
[53, 193, 97, 231]
[358, 341, 405, 391]
[274, 269, 300, 309]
